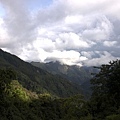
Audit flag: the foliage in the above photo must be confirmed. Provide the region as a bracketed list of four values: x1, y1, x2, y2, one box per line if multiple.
[60, 95, 85, 120]
[89, 60, 120, 119]
[31, 61, 93, 84]
[1, 49, 120, 120]
[106, 114, 120, 120]
[0, 49, 82, 97]
[0, 68, 87, 120]
[31, 61, 97, 96]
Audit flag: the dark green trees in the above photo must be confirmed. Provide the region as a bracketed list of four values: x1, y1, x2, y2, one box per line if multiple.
[0, 68, 85, 120]
[89, 60, 120, 119]
[0, 69, 17, 97]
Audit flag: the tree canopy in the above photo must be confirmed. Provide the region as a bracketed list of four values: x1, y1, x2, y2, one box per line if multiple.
[89, 60, 120, 119]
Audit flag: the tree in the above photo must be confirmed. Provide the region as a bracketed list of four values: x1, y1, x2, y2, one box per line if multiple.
[0, 69, 17, 95]
[89, 60, 120, 118]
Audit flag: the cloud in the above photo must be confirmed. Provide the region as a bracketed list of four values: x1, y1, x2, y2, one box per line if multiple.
[55, 32, 90, 50]
[44, 50, 87, 66]
[82, 15, 113, 41]
[0, 18, 9, 46]
[0, 0, 36, 49]
[82, 51, 120, 66]
[103, 41, 117, 47]
[0, 0, 120, 66]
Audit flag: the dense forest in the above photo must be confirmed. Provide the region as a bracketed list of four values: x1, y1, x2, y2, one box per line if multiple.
[0, 49, 82, 97]
[0, 49, 120, 120]
[31, 61, 95, 84]
[31, 61, 98, 96]
[0, 68, 86, 120]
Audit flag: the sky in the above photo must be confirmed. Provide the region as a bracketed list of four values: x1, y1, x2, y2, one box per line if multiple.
[0, 0, 120, 66]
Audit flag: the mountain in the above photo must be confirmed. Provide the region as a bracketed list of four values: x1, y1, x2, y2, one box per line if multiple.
[0, 49, 82, 97]
[31, 61, 98, 96]
[31, 61, 96, 84]
[0, 69, 85, 120]
[1, 57, 120, 120]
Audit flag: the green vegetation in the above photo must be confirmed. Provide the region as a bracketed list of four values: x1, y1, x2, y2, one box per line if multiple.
[0, 69, 85, 120]
[31, 61, 97, 98]
[31, 61, 95, 85]
[0, 49, 82, 97]
[88, 60, 120, 119]
[0, 49, 120, 120]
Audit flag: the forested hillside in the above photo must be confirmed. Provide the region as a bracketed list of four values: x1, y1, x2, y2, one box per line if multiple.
[0, 50, 120, 120]
[0, 69, 85, 120]
[0, 59, 120, 120]
[31, 61, 98, 96]
[31, 61, 95, 84]
[0, 49, 82, 97]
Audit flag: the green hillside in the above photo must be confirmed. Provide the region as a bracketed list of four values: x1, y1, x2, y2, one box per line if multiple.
[31, 61, 98, 96]
[0, 50, 120, 120]
[31, 61, 94, 84]
[0, 49, 82, 97]
[0, 68, 85, 120]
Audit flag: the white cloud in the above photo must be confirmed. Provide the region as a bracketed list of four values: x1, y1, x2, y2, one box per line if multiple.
[65, 15, 83, 25]
[0, 18, 9, 46]
[44, 50, 87, 66]
[55, 32, 90, 50]
[81, 51, 95, 59]
[82, 15, 113, 41]
[103, 41, 117, 47]
[82, 51, 120, 66]
[0, 0, 120, 66]
[33, 38, 55, 52]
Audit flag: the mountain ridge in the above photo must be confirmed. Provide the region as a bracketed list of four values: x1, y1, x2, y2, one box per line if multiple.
[31, 61, 94, 84]
[31, 61, 99, 97]
[0, 49, 82, 97]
